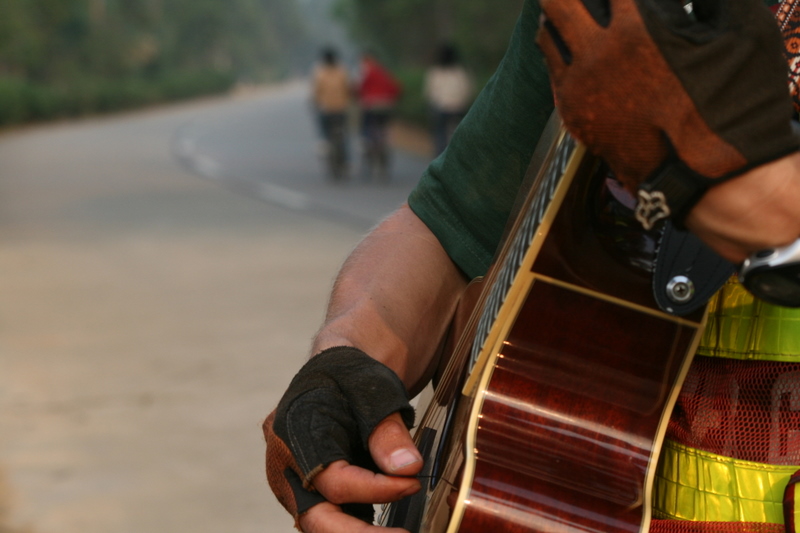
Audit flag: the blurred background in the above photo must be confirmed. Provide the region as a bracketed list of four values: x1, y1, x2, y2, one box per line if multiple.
[0, 0, 524, 127]
[0, 1, 523, 532]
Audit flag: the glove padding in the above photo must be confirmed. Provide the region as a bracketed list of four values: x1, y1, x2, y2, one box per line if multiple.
[263, 346, 415, 526]
[537, 0, 799, 227]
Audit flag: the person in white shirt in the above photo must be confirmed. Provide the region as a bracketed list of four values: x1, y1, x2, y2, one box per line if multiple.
[424, 43, 474, 156]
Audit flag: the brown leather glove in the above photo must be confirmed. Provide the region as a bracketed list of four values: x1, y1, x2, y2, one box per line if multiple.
[537, 0, 799, 229]
[263, 346, 414, 527]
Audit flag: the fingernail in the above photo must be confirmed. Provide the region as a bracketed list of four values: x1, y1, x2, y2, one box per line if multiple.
[389, 449, 420, 472]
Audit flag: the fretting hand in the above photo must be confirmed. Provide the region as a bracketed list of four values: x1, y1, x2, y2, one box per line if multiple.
[264, 347, 423, 532]
[537, 0, 799, 230]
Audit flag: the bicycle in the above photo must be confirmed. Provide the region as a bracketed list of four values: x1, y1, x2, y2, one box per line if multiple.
[320, 113, 348, 182]
[360, 109, 391, 181]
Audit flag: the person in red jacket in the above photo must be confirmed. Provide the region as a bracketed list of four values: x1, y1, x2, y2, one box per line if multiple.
[356, 52, 402, 181]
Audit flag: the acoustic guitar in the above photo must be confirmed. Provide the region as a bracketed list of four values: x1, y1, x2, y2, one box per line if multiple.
[379, 112, 707, 533]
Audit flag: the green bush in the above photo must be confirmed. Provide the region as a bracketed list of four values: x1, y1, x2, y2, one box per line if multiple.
[89, 77, 161, 113]
[393, 67, 428, 126]
[157, 69, 236, 101]
[0, 78, 34, 125]
[0, 69, 236, 127]
[24, 84, 63, 121]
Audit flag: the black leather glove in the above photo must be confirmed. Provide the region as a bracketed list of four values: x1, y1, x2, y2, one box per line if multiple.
[537, 0, 799, 229]
[263, 346, 415, 525]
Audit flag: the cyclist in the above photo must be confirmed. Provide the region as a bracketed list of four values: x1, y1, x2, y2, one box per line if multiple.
[311, 47, 351, 180]
[356, 52, 402, 181]
[424, 43, 473, 156]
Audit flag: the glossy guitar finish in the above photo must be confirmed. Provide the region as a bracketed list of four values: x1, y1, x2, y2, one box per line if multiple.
[381, 114, 706, 533]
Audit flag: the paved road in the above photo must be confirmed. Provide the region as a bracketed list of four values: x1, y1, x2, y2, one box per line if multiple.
[173, 81, 431, 230]
[0, 82, 432, 533]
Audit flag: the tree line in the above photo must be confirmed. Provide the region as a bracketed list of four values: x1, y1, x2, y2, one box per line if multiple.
[0, 0, 307, 125]
[335, 0, 522, 74]
[332, 0, 525, 122]
[0, 0, 525, 127]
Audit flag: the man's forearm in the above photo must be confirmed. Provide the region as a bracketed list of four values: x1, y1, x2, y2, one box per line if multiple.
[311, 204, 469, 397]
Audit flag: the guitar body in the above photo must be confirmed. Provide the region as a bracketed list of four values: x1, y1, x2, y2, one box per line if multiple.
[381, 115, 706, 533]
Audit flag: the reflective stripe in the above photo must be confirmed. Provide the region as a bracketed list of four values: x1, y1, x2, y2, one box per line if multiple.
[697, 279, 800, 363]
[653, 440, 800, 523]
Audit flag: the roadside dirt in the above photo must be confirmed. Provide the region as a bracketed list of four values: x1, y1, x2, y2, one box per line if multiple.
[0, 473, 30, 533]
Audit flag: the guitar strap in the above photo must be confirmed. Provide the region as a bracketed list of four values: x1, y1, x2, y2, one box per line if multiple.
[652, 222, 735, 316]
[776, 0, 800, 113]
[652, 1, 800, 316]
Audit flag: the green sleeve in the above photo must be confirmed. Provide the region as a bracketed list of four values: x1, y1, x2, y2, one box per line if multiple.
[407, 0, 554, 280]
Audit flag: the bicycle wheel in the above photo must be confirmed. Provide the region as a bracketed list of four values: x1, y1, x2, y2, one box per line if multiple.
[326, 115, 348, 181]
[361, 110, 391, 181]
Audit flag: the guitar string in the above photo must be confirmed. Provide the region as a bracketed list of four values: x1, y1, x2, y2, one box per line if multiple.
[410, 130, 575, 479]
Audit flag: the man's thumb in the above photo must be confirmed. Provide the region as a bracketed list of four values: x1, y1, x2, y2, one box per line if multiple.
[368, 412, 422, 476]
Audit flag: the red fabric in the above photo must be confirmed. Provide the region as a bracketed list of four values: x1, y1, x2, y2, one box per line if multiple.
[667, 357, 800, 465]
[358, 58, 401, 107]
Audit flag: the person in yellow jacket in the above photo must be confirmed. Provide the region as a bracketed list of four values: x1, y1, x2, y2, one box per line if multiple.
[311, 47, 352, 176]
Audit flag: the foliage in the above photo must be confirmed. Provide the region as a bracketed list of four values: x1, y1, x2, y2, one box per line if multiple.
[0, 69, 236, 126]
[332, 0, 523, 76]
[332, 0, 524, 124]
[0, 0, 307, 125]
[392, 67, 428, 125]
